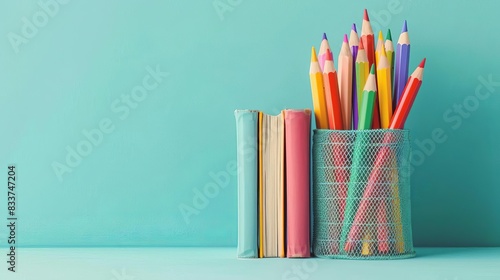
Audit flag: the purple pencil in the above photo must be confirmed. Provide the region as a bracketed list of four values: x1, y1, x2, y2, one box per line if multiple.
[393, 20, 410, 110]
[349, 24, 359, 130]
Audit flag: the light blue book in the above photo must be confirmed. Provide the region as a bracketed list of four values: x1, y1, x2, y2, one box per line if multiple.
[234, 110, 259, 258]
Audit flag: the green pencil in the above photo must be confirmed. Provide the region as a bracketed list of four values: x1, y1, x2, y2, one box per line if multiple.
[358, 65, 377, 130]
[340, 65, 377, 253]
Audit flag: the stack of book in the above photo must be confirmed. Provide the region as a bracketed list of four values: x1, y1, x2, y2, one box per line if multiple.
[235, 109, 311, 258]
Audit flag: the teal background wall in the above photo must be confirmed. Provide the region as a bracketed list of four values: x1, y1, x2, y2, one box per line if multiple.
[0, 0, 499, 247]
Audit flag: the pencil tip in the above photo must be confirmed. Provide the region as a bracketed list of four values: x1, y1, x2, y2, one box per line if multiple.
[419, 58, 426, 68]
[386, 29, 392, 41]
[378, 30, 384, 40]
[343, 34, 348, 43]
[359, 39, 364, 49]
[323, 33, 328, 40]
[402, 20, 408, 33]
[364, 9, 369, 21]
[311, 47, 318, 62]
[326, 49, 333, 60]
[352, 23, 357, 33]
[370, 64, 375, 74]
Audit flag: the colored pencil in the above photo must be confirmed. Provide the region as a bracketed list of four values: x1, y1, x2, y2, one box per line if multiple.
[390, 58, 426, 129]
[375, 31, 384, 67]
[385, 29, 395, 95]
[376, 44, 395, 253]
[376, 46, 393, 129]
[393, 20, 411, 111]
[357, 65, 376, 130]
[361, 10, 380, 129]
[361, 232, 373, 255]
[338, 34, 353, 130]
[325, 52, 349, 252]
[377, 195, 390, 254]
[319, 33, 332, 72]
[346, 134, 396, 252]
[361, 9, 375, 68]
[350, 24, 360, 130]
[323, 50, 343, 130]
[341, 65, 376, 253]
[347, 59, 426, 249]
[355, 40, 369, 120]
[309, 47, 329, 129]
[390, 156, 405, 254]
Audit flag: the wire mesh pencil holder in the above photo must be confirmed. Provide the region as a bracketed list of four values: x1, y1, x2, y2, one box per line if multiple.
[312, 129, 416, 260]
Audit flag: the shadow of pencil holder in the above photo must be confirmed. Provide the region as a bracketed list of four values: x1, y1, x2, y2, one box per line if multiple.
[312, 129, 416, 260]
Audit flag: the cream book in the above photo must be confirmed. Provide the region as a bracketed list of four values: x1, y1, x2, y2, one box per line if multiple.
[258, 111, 285, 258]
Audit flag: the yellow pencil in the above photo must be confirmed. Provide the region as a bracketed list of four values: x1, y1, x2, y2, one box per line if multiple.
[390, 156, 405, 253]
[361, 232, 372, 256]
[355, 41, 370, 117]
[375, 31, 385, 68]
[376, 46, 393, 129]
[385, 29, 395, 93]
[309, 47, 329, 129]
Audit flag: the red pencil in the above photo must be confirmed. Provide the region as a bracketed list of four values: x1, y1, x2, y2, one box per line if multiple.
[361, 9, 381, 129]
[346, 58, 426, 247]
[324, 50, 348, 254]
[323, 50, 344, 130]
[390, 58, 426, 129]
[361, 9, 375, 68]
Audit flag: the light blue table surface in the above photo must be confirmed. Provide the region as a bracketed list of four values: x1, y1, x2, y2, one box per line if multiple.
[1, 247, 499, 280]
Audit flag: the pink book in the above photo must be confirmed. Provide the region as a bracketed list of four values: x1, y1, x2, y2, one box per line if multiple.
[284, 109, 311, 258]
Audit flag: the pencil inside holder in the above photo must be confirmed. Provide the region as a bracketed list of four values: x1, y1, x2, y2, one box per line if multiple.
[312, 129, 415, 260]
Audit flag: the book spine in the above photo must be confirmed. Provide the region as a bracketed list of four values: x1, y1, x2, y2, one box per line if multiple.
[284, 109, 311, 257]
[235, 110, 259, 258]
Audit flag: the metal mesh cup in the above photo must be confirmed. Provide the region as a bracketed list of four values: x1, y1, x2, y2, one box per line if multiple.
[312, 129, 415, 260]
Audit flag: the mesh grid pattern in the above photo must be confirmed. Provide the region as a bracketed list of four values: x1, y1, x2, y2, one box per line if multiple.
[312, 129, 415, 260]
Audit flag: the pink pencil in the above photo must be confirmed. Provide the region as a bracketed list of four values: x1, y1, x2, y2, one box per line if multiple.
[319, 33, 332, 72]
[338, 34, 353, 130]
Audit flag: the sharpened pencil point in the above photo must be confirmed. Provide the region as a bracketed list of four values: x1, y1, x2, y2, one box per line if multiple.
[402, 20, 408, 33]
[419, 58, 426, 68]
[323, 33, 328, 40]
[343, 34, 348, 43]
[386, 29, 392, 41]
[352, 23, 357, 33]
[326, 49, 333, 60]
[364, 9, 369, 21]
[370, 64, 375, 74]
[378, 30, 384, 41]
[359, 39, 364, 49]
[311, 47, 318, 62]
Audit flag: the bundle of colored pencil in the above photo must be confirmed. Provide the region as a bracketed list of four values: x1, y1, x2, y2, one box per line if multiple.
[309, 9, 426, 256]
